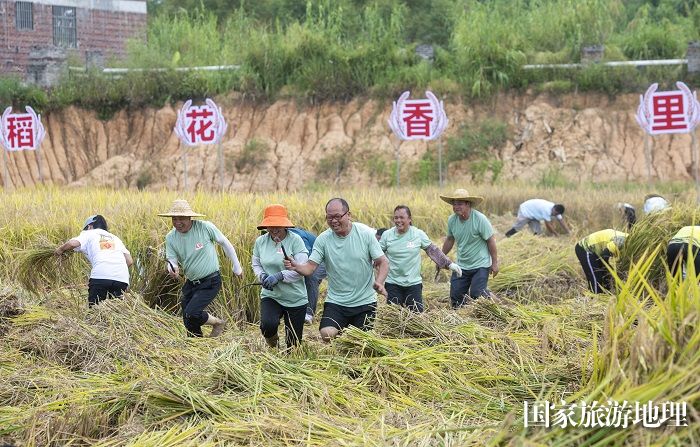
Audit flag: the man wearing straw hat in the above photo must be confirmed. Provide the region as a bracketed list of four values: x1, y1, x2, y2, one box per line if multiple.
[285, 197, 389, 343]
[159, 199, 243, 337]
[439, 189, 499, 308]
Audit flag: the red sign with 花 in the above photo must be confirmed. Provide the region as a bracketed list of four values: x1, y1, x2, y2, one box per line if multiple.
[174, 99, 228, 146]
[0, 106, 46, 151]
[636, 82, 700, 135]
[389, 91, 448, 141]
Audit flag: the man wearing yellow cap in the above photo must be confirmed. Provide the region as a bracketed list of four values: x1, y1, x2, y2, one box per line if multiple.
[667, 226, 700, 279]
[575, 229, 627, 293]
[439, 189, 499, 308]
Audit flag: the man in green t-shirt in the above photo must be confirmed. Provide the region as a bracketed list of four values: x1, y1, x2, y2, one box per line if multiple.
[159, 199, 243, 337]
[285, 198, 389, 342]
[439, 189, 499, 308]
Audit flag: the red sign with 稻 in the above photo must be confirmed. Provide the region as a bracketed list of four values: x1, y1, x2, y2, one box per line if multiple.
[0, 107, 46, 151]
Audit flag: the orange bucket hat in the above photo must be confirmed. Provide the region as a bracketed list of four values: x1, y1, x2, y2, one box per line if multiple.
[257, 204, 295, 230]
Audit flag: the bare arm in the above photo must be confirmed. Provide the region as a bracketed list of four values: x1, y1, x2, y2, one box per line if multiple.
[442, 236, 455, 255]
[124, 252, 133, 267]
[284, 258, 319, 277]
[373, 255, 388, 296]
[558, 217, 571, 235]
[486, 236, 499, 277]
[544, 220, 557, 235]
[55, 239, 80, 255]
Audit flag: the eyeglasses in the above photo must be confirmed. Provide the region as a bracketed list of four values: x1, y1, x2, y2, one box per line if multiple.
[325, 211, 348, 222]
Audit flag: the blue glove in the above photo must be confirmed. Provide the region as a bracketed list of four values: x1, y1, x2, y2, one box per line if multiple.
[262, 272, 284, 290]
[259, 273, 269, 283]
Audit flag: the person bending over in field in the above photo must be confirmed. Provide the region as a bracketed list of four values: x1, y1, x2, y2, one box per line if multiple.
[379, 204, 462, 313]
[55, 215, 133, 307]
[667, 226, 700, 280]
[616, 203, 636, 230]
[252, 204, 309, 349]
[285, 198, 389, 343]
[575, 229, 627, 294]
[505, 199, 570, 237]
[439, 189, 499, 308]
[159, 199, 242, 337]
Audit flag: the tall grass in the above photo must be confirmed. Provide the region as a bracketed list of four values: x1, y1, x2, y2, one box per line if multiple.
[0, 184, 698, 444]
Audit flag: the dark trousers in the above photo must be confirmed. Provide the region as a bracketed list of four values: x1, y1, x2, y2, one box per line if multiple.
[450, 267, 490, 308]
[575, 244, 612, 293]
[305, 263, 327, 316]
[385, 282, 424, 312]
[88, 278, 128, 307]
[181, 272, 222, 337]
[320, 302, 376, 331]
[667, 242, 700, 278]
[260, 298, 307, 348]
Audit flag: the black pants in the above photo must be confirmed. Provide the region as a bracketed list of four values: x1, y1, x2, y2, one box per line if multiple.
[667, 242, 700, 278]
[450, 267, 490, 308]
[181, 272, 222, 337]
[575, 244, 612, 293]
[260, 298, 307, 348]
[88, 278, 128, 306]
[320, 302, 377, 331]
[385, 282, 424, 312]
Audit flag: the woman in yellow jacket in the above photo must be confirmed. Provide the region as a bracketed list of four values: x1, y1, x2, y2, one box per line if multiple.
[575, 229, 627, 293]
[667, 226, 700, 279]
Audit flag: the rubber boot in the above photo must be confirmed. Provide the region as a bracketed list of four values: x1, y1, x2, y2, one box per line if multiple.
[206, 315, 227, 337]
[265, 334, 279, 348]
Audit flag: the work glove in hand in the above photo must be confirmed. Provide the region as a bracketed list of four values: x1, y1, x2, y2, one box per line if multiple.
[262, 272, 284, 290]
[259, 273, 269, 283]
[449, 263, 463, 278]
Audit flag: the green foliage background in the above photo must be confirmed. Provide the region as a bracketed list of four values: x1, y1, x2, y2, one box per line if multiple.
[2, 0, 700, 113]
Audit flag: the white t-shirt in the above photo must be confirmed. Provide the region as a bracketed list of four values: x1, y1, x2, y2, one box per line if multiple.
[643, 197, 669, 214]
[518, 199, 561, 222]
[72, 229, 130, 284]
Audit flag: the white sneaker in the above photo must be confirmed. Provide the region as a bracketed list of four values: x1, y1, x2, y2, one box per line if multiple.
[304, 313, 313, 324]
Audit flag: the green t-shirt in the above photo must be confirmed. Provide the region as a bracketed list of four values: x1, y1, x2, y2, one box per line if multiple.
[447, 210, 494, 270]
[309, 222, 384, 307]
[253, 232, 308, 307]
[380, 226, 432, 286]
[165, 220, 223, 281]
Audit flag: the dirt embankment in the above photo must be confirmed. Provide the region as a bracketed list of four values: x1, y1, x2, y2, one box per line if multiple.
[2, 92, 696, 190]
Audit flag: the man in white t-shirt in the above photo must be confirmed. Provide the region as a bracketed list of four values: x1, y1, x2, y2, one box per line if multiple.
[505, 199, 570, 237]
[643, 194, 669, 214]
[55, 215, 133, 306]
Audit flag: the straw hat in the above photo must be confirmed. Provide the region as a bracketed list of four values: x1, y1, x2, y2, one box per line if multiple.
[439, 188, 484, 206]
[157, 199, 205, 217]
[257, 204, 295, 230]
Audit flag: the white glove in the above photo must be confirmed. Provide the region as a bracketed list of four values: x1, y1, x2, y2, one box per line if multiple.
[449, 263, 462, 278]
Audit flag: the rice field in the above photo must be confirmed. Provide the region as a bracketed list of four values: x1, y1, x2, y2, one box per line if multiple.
[0, 183, 698, 446]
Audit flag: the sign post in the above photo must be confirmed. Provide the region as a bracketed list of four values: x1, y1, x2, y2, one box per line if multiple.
[0, 106, 47, 188]
[174, 98, 228, 192]
[388, 91, 448, 187]
[636, 82, 700, 201]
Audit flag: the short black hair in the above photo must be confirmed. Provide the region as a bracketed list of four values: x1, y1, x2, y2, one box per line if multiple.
[85, 215, 109, 231]
[553, 204, 565, 215]
[393, 205, 412, 219]
[325, 198, 349, 213]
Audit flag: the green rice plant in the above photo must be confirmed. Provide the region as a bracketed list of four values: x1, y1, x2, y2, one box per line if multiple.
[618, 203, 700, 285]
